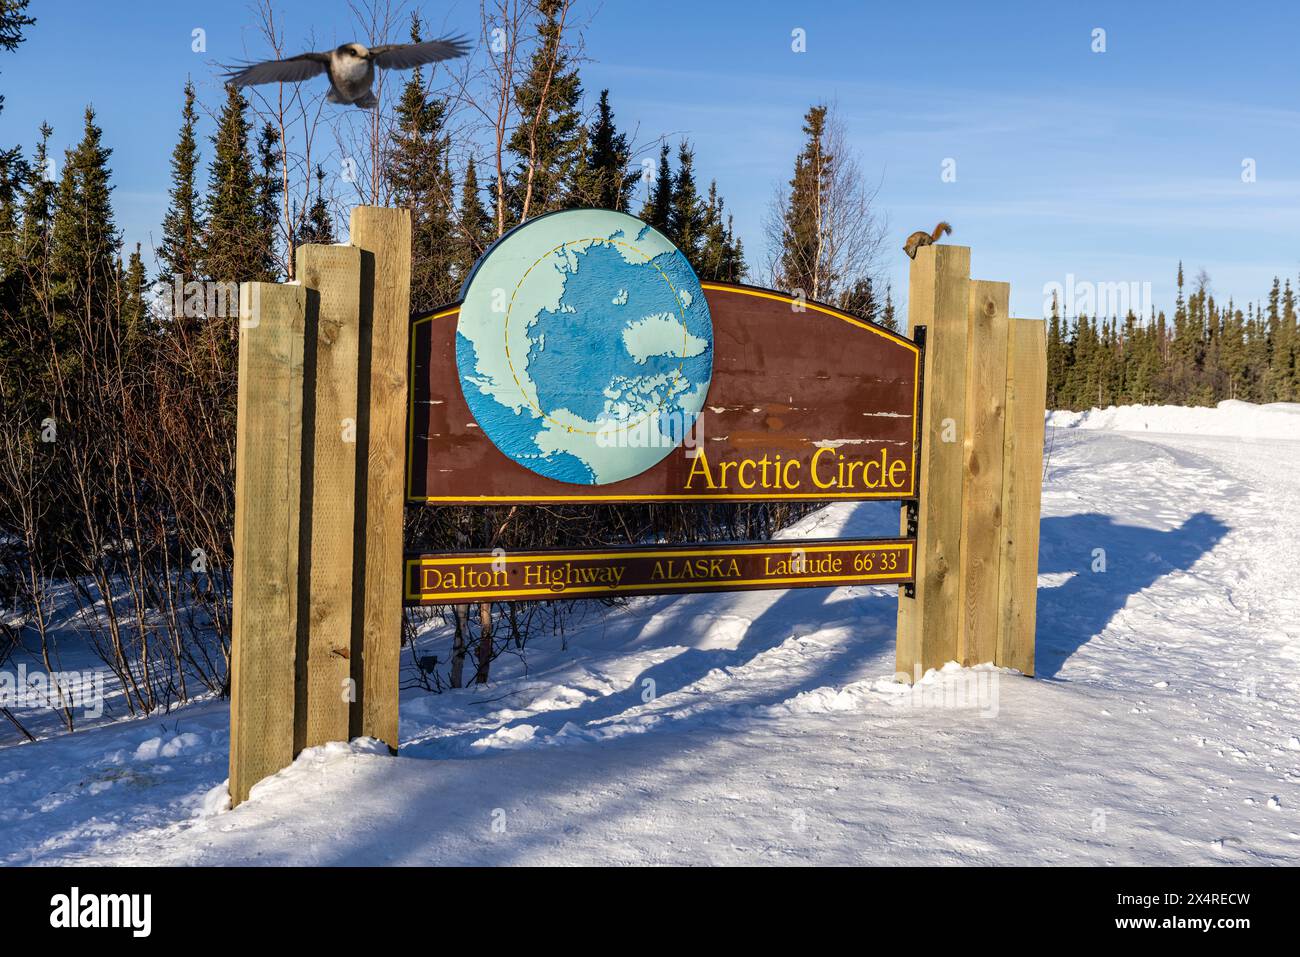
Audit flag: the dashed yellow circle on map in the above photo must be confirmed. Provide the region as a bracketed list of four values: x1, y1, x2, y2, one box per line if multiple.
[456, 210, 714, 485]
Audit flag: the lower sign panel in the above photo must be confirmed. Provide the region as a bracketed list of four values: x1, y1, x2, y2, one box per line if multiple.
[405, 539, 915, 605]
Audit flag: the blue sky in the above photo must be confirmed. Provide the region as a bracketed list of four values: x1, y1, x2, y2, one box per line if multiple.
[3, 0, 1298, 319]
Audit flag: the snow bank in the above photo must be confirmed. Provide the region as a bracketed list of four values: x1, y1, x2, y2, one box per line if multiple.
[6, 425, 1300, 866]
[1048, 400, 1300, 440]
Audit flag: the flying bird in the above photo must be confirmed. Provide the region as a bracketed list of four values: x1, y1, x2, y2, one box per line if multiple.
[224, 37, 471, 109]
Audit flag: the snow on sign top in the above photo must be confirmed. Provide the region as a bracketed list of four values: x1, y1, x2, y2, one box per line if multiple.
[407, 208, 922, 504]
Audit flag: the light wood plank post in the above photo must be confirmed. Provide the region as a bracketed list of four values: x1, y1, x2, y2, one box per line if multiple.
[996, 318, 1047, 675]
[897, 243, 971, 681]
[957, 281, 1010, 665]
[229, 283, 306, 806]
[294, 244, 362, 752]
[348, 207, 412, 750]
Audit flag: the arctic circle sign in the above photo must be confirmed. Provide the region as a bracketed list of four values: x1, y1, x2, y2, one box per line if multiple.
[455, 209, 714, 485]
[408, 213, 922, 504]
[228, 204, 1048, 808]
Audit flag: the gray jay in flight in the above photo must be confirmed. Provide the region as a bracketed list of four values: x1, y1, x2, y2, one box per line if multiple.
[224, 37, 470, 108]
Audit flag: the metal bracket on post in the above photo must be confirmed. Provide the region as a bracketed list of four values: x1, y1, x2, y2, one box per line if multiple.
[900, 323, 925, 602]
[912, 323, 928, 464]
[902, 498, 920, 598]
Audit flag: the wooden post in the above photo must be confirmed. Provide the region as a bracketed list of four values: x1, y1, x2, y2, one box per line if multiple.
[996, 318, 1047, 675]
[897, 244, 971, 680]
[348, 207, 412, 749]
[957, 281, 1010, 665]
[229, 283, 305, 806]
[294, 244, 362, 752]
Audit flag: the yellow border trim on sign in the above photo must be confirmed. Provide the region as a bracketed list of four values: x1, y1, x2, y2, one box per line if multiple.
[406, 283, 921, 503]
[700, 283, 920, 354]
[404, 540, 915, 602]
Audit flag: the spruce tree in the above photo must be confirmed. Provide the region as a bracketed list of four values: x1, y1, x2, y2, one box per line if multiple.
[157, 79, 204, 288]
[1220, 303, 1247, 400]
[508, 0, 583, 221]
[202, 85, 270, 286]
[1046, 294, 1064, 408]
[1167, 263, 1197, 402]
[49, 106, 119, 330]
[880, 284, 897, 332]
[572, 89, 630, 210]
[839, 276, 878, 324]
[0, 2, 36, 401]
[254, 122, 282, 278]
[723, 214, 746, 282]
[697, 180, 728, 281]
[1117, 312, 1134, 401]
[1279, 279, 1297, 401]
[0, 145, 25, 283]
[296, 166, 335, 246]
[778, 105, 834, 300]
[1244, 303, 1268, 401]
[639, 143, 672, 233]
[1264, 279, 1295, 400]
[1262, 276, 1284, 400]
[0, 0, 32, 276]
[389, 13, 457, 309]
[1137, 314, 1162, 402]
[0, 145, 29, 395]
[454, 159, 492, 285]
[120, 242, 147, 343]
[0, 0, 34, 116]
[19, 123, 53, 262]
[667, 140, 706, 263]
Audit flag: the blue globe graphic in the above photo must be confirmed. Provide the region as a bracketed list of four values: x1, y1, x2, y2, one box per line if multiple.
[455, 209, 714, 485]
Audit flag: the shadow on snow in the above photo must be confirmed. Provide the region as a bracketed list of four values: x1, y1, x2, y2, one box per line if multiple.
[1034, 511, 1228, 677]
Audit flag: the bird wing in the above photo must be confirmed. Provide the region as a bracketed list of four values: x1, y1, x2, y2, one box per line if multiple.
[370, 36, 472, 70]
[224, 52, 330, 88]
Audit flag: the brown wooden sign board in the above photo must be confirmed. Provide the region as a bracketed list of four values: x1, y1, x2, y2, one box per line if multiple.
[407, 282, 921, 504]
[404, 538, 915, 605]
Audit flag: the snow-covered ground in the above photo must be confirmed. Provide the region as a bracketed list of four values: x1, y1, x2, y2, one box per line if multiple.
[3, 404, 1299, 865]
[1047, 399, 1300, 440]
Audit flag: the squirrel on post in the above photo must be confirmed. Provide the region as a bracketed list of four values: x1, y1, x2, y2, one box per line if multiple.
[902, 221, 952, 259]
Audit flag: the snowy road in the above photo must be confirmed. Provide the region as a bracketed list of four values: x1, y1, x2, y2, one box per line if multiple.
[3, 417, 1299, 865]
